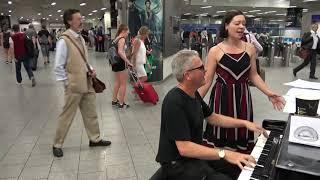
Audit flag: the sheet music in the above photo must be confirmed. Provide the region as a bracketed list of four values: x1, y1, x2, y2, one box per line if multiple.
[289, 116, 320, 147]
[284, 79, 320, 90]
[283, 88, 320, 115]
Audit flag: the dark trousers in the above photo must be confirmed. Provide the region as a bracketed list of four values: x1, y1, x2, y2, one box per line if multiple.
[15, 56, 34, 83]
[294, 49, 317, 77]
[159, 159, 240, 180]
[97, 39, 105, 52]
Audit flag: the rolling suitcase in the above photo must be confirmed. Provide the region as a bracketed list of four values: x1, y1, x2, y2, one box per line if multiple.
[129, 69, 159, 105]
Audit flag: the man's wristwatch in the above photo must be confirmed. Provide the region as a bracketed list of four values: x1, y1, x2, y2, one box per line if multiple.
[218, 149, 225, 159]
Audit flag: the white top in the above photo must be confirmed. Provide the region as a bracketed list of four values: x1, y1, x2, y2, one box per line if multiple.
[135, 39, 146, 64]
[311, 30, 319, 50]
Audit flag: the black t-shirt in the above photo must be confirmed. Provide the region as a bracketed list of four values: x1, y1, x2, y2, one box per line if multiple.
[155, 87, 213, 163]
[37, 30, 50, 38]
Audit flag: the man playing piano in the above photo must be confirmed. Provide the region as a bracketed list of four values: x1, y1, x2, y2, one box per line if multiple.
[155, 50, 268, 180]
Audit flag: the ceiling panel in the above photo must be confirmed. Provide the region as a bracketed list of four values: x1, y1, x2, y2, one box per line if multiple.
[0, 0, 109, 23]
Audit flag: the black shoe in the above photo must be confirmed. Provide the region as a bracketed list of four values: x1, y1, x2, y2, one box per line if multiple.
[118, 103, 130, 109]
[52, 147, 63, 157]
[89, 140, 111, 147]
[310, 76, 318, 80]
[31, 77, 36, 87]
[293, 70, 297, 77]
[112, 100, 119, 106]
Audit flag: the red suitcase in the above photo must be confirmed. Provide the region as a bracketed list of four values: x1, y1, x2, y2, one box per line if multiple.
[130, 69, 159, 105]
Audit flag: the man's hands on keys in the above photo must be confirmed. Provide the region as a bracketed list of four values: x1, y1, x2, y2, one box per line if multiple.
[245, 121, 269, 138]
[224, 150, 256, 170]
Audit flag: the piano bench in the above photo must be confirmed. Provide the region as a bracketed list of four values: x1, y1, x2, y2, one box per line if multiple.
[150, 167, 165, 180]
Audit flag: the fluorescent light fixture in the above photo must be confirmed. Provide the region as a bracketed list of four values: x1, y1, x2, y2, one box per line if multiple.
[184, 13, 191, 15]
[257, 12, 264, 15]
[200, 6, 212, 9]
[217, 10, 226, 13]
[303, 0, 318, 2]
[56, 18, 58, 20]
[49, 14, 52, 17]
[0, 13, 3, 15]
[8, 10, 11, 13]
[267, 11, 276, 13]
[92, 18, 96, 20]
[88, 13, 93, 16]
[80, 3, 86, 6]
[92, 10, 98, 13]
[57, 10, 61, 12]
[249, 10, 261, 12]
[60, 14, 63, 17]
[42, 17, 45, 19]
[101, 8, 107, 10]
[38, 13, 41, 15]
[20, 16, 23, 19]
[27, 19, 29, 20]
[51, 2, 56, 6]
[8, 14, 11, 16]
[289, 6, 297, 8]
[246, 15, 255, 17]
[276, 13, 286, 16]
[181, 18, 187, 20]
[243, 12, 248, 14]
[82, 16, 85, 18]
[303, 8, 309, 12]
[8, 1, 12, 5]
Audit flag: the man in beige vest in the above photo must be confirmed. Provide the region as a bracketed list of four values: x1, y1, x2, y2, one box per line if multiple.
[53, 9, 111, 157]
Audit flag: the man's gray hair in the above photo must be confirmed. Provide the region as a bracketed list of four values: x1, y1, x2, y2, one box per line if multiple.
[171, 50, 199, 82]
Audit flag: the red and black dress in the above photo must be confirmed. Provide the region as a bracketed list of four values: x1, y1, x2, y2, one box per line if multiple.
[203, 45, 254, 153]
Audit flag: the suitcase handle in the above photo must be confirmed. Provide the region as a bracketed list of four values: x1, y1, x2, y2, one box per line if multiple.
[129, 67, 144, 89]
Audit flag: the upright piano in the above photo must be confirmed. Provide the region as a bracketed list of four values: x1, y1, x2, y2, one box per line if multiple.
[238, 116, 320, 180]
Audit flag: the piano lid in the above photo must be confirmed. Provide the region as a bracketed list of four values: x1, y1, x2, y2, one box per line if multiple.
[276, 115, 320, 176]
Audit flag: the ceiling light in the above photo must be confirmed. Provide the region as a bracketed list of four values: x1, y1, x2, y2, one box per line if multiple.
[217, 11, 226, 13]
[276, 13, 286, 16]
[0, 13, 3, 15]
[38, 13, 41, 15]
[257, 12, 264, 15]
[80, 3, 86, 6]
[8, 10, 11, 13]
[289, 6, 297, 8]
[249, 10, 261, 12]
[51, 2, 56, 6]
[20, 17, 23, 19]
[92, 18, 95, 20]
[92, 10, 98, 13]
[243, 12, 248, 14]
[88, 13, 93, 16]
[47, 18, 49, 20]
[82, 16, 85, 18]
[8, 14, 11, 16]
[303, 0, 318, 2]
[42, 17, 45, 19]
[57, 10, 62, 12]
[49, 14, 52, 17]
[246, 15, 255, 17]
[27, 19, 29, 21]
[8, 1, 12, 5]
[56, 18, 58, 21]
[101, 7, 107, 10]
[60, 14, 63, 17]
[184, 13, 191, 15]
[200, 6, 212, 9]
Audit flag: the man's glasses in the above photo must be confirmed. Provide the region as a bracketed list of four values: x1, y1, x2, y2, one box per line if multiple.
[186, 64, 205, 72]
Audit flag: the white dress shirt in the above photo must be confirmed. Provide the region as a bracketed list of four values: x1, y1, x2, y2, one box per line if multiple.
[55, 29, 91, 84]
[311, 30, 319, 50]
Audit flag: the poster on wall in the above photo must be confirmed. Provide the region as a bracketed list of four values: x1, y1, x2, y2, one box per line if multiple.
[128, 0, 163, 82]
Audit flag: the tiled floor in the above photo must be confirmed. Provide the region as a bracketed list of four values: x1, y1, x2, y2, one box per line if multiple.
[0, 47, 319, 180]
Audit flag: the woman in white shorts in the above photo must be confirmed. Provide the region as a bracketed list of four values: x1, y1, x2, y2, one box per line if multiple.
[131, 26, 150, 82]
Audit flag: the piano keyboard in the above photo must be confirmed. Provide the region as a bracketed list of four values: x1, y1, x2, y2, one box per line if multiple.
[238, 130, 282, 180]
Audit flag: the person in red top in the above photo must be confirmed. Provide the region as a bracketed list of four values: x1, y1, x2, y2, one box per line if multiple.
[11, 24, 36, 86]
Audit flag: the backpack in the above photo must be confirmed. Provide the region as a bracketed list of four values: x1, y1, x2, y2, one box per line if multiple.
[24, 35, 35, 58]
[39, 33, 49, 44]
[107, 37, 124, 66]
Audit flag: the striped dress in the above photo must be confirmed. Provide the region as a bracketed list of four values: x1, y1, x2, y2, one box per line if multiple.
[203, 46, 254, 152]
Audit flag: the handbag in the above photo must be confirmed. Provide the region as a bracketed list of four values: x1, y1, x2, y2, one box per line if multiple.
[297, 48, 309, 60]
[61, 34, 106, 93]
